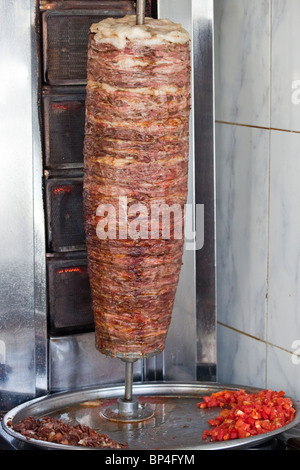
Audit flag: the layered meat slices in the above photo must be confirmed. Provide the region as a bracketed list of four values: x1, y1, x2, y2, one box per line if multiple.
[83, 15, 191, 359]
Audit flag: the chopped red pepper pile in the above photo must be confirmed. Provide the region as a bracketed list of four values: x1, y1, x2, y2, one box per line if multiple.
[197, 388, 296, 442]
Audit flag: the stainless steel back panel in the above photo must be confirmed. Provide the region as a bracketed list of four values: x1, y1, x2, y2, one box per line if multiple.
[156, 0, 216, 380]
[48, 333, 143, 391]
[0, 0, 47, 408]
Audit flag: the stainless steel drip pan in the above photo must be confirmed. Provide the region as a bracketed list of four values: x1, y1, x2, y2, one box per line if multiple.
[2, 382, 300, 450]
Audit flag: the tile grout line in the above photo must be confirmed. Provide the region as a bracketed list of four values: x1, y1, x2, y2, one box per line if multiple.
[217, 321, 297, 358]
[215, 119, 300, 134]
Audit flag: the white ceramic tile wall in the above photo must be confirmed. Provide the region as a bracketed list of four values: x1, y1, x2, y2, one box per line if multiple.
[271, 0, 300, 132]
[215, 0, 300, 398]
[214, 0, 270, 127]
[217, 324, 266, 389]
[216, 123, 269, 339]
[268, 131, 300, 353]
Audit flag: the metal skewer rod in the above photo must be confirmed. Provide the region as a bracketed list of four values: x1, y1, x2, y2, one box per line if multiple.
[136, 0, 146, 25]
[101, 357, 154, 421]
[124, 359, 136, 401]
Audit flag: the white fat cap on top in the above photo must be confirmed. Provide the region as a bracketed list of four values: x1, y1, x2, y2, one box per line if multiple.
[90, 15, 190, 49]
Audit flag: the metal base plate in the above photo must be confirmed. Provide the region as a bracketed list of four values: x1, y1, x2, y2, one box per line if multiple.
[101, 397, 154, 422]
[2, 382, 300, 450]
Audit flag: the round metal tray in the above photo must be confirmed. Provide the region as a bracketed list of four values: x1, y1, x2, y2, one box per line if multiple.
[2, 382, 300, 450]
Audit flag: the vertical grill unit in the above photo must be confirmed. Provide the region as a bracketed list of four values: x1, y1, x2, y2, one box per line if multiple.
[0, 0, 216, 410]
[41, 2, 136, 339]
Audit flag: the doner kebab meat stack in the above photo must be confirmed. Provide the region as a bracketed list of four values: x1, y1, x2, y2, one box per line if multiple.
[83, 15, 191, 359]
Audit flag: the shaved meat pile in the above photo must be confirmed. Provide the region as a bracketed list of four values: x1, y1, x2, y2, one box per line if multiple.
[83, 16, 191, 359]
[8, 416, 128, 448]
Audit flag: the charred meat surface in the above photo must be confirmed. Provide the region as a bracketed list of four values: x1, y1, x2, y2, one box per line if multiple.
[83, 15, 191, 359]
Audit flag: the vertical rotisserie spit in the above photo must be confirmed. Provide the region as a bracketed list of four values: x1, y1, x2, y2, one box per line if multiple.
[83, 14, 191, 362]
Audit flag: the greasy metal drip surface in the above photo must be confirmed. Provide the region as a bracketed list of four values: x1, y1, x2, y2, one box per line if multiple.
[3, 383, 300, 450]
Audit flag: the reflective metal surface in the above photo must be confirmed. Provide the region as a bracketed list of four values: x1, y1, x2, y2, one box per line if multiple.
[192, 0, 216, 372]
[3, 382, 300, 450]
[136, 0, 146, 24]
[49, 333, 143, 392]
[0, 0, 48, 408]
[101, 359, 154, 422]
[157, 0, 216, 379]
